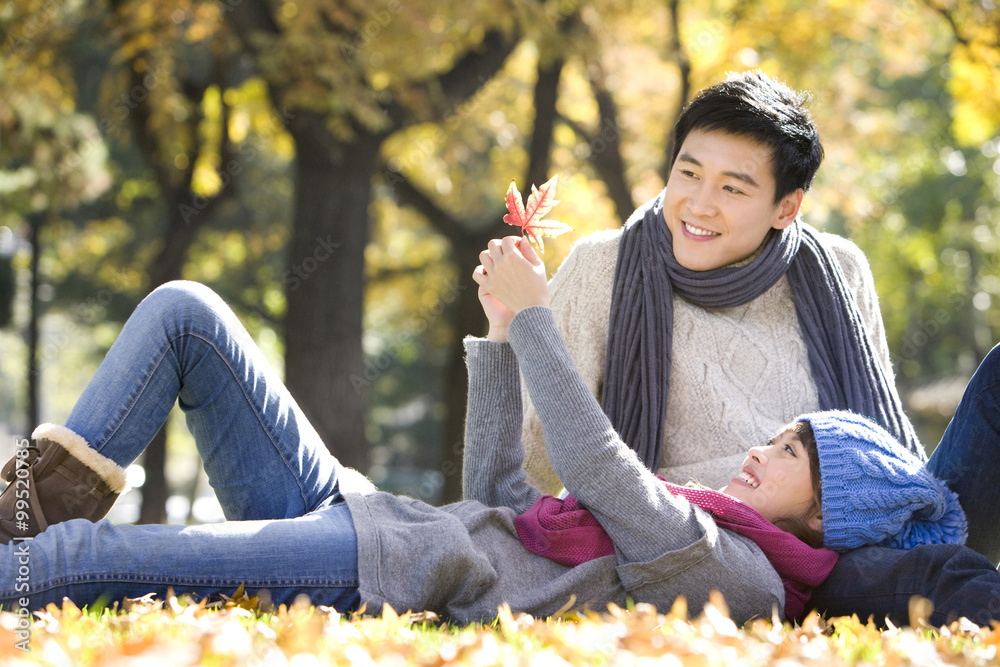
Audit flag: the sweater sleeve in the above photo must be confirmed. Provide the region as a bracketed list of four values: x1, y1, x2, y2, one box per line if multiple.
[461, 337, 542, 513]
[520, 231, 620, 494]
[509, 307, 757, 566]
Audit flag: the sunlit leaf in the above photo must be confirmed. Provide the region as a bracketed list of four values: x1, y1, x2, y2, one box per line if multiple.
[503, 175, 574, 252]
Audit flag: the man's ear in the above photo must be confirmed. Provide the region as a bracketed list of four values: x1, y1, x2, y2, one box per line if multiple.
[772, 188, 804, 230]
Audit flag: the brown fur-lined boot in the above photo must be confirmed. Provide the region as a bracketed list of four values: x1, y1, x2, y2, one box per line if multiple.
[0, 424, 128, 543]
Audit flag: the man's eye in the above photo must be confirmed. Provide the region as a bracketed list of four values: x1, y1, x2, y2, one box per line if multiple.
[723, 185, 745, 195]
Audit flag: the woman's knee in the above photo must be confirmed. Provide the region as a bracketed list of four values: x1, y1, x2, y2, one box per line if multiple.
[136, 281, 232, 326]
[118, 281, 241, 348]
[143, 280, 219, 309]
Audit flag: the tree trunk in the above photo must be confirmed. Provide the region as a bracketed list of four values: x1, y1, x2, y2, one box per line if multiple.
[224, 0, 523, 485]
[582, 55, 634, 222]
[137, 427, 169, 524]
[662, 0, 692, 183]
[284, 114, 381, 472]
[26, 212, 42, 431]
[526, 59, 563, 189]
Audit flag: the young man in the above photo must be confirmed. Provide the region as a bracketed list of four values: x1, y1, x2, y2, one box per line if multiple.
[519, 70, 1000, 627]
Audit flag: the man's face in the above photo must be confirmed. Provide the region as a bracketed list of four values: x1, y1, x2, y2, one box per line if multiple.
[720, 427, 821, 530]
[663, 129, 803, 271]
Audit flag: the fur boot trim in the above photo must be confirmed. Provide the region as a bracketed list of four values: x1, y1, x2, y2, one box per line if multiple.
[31, 424, 129, 494]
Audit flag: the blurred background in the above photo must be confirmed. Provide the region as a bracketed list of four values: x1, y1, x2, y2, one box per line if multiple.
[0, 0, 998, 524]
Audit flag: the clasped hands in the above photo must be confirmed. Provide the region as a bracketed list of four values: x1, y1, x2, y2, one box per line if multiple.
[472, 236, 550, 342]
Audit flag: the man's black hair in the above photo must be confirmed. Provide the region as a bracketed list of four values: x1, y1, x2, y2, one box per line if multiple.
[669, 70, 825, 204]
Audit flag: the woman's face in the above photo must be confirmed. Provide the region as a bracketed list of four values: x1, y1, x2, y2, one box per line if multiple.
[720, 427, 822, 531]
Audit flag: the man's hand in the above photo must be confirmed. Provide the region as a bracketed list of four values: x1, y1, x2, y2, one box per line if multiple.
[472, 236, 550, 341]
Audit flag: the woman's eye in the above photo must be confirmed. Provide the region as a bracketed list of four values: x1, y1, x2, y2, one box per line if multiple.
[784, 443, 795, 455]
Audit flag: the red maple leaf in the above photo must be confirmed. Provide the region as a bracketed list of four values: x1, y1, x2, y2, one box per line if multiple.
[502, 174, 573, 252]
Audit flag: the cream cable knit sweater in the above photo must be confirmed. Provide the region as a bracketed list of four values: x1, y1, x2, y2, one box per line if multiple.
[520, 227, 895, 495]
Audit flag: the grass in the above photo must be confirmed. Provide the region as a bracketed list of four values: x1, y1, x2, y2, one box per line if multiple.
[0, 590, 998, 665]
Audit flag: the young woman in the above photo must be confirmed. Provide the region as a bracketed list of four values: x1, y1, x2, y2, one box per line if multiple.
[0, 238, 966, 624]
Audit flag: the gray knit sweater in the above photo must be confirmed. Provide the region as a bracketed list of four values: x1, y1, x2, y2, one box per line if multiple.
[342, 307, 784, 625]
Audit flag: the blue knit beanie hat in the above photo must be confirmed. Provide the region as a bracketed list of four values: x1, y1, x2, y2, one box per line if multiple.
[798, 410, 968, 553]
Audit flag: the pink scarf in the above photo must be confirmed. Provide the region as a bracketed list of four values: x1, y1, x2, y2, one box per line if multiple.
[514, 480, 838, 619]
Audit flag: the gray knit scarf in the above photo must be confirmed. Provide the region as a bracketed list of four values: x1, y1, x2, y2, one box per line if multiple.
[602, 191, 921, 470]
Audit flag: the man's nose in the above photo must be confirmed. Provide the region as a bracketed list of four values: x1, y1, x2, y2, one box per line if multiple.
[688, 184, 718, 217]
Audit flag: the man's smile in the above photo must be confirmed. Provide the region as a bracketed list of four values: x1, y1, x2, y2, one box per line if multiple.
[682, 221, 721, 238]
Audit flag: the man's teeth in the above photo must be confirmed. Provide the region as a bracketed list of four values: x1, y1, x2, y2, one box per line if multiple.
[684, 222, 719, 237]
[739, 472, 759, 488]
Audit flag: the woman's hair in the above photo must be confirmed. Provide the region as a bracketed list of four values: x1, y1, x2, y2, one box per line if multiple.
[771, 421, 824, 548]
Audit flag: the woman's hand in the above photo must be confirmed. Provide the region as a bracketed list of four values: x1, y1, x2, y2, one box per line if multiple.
[476, 285, 515, 342]
[472, 236, 550, 341]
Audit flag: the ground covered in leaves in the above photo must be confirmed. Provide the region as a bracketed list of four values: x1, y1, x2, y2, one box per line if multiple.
[0, 591, 998, 666]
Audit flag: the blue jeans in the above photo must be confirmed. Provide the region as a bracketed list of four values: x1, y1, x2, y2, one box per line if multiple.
[810, 343, 1000, 626]
[0, 281, 361, 611]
